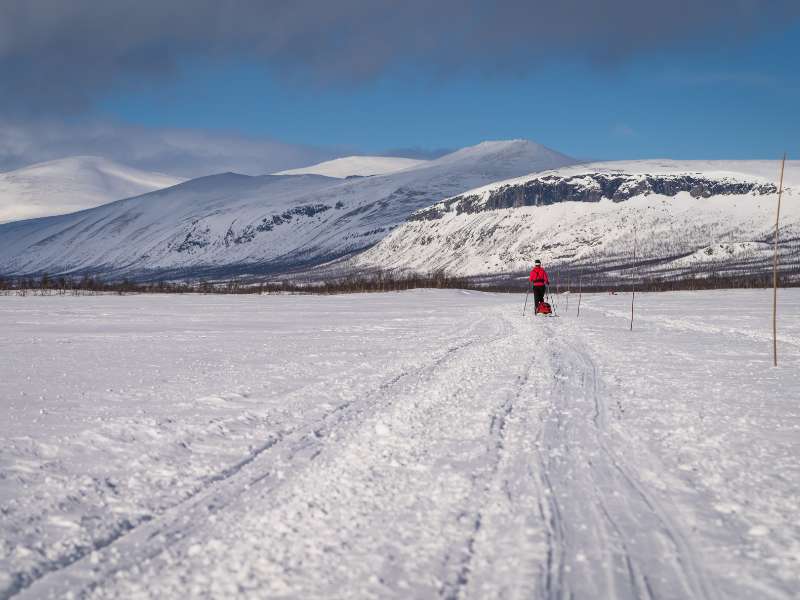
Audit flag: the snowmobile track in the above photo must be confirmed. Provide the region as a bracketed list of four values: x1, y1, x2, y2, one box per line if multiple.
[537, 323, 716, 600]
[11, 319, 505, 600]
[438, 360, 536, 600]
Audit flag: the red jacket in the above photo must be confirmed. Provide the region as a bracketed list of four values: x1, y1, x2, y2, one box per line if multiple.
[529, 266, 549, 287]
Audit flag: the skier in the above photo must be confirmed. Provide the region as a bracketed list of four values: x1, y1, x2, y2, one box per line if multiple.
[529, 259, 550, 314]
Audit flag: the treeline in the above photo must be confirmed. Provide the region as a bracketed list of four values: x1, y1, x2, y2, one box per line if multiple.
[0, 271, 478, 295]
[1, 268, 797, 297]
[545, 270, 799, 294]
[0, 274, 195, 295]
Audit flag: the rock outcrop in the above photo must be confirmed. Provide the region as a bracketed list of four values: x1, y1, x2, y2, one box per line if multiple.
[412, 173, 777, 221]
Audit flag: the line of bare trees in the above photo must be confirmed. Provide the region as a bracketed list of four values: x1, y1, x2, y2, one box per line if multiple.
[0, 270, 478, 296]
[2, 266, 797, 297]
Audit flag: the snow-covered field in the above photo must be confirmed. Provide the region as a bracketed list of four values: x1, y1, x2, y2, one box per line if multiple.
[1, 289, 798, 599]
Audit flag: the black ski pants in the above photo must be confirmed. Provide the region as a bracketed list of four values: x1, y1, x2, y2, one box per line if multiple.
[533, 285, 546, 311]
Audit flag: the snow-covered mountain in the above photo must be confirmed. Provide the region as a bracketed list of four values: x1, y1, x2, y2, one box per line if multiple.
[0, 156, 184, 224]
[0, 140, 576, 279]
[273, 155, 429, 178]
[353, 160, 800, 281]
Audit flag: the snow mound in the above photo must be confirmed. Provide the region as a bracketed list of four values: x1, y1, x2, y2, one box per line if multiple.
[274, 156, 429, 178]
[0, 156, 184, 223]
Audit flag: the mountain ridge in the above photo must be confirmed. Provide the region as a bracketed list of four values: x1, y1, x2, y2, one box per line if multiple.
[0, 140, 576, 279]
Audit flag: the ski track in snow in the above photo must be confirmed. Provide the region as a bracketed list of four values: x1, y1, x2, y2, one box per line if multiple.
[1, 289, 798, 599]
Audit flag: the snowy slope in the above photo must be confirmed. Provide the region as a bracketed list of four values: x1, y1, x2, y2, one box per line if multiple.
[0, 156, 184, 223]
[0, 140, 575, 279]
[1, 290, 798, 598]
[273, 155, 429, 178]
[354, 159, 800, 279]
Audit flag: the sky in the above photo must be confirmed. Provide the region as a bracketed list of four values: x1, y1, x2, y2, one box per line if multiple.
[1, 0, 799, 176]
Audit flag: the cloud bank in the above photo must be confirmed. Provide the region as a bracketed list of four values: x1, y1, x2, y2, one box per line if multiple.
[1, 0, 798, 113]
[0, 120, 341, 177]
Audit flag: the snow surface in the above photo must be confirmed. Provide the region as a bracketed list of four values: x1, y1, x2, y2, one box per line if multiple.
[273, 156, 429, 178]
[355, 159, 799, 278]
[1, 289, 798, 599]
[0, 157, 184, 224]
[0, 140, 575, 279]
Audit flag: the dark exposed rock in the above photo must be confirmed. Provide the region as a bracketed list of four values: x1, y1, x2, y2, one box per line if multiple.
[234, 226, 257, 245]
[173, 220, 211, 253]
[411, 173, 777, 221]
[172, 204, 334, 252]
[255, 203, 332, 232]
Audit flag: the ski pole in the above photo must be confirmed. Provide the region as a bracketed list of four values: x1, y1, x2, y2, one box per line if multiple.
[522, 282, 531, 316]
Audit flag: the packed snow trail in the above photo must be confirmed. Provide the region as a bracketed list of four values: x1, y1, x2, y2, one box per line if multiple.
[1, 290, 798, 599]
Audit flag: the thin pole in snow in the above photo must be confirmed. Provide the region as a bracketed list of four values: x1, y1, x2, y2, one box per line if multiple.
[630, 227, 636, 331]
[773, 153, 786, 367]
[577, 269, 583, 318]
[523, 282, 531, 317]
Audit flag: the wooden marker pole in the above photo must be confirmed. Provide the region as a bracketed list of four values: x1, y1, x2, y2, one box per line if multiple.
[630, 227, 637, 332]
[773, 153, 786, 367]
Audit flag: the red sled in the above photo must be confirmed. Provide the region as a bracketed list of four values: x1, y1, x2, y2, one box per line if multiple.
[535, 301, 552, 315]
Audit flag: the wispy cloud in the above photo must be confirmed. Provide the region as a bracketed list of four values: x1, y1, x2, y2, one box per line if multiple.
[0, 119, 343, 177]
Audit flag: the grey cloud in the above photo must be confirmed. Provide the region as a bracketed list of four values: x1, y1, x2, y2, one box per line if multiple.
[0, 119, 342, 177]
[1, 0, 798, 113]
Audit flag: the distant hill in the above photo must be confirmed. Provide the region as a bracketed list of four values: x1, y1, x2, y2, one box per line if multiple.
[353, 159, 799, 282]
[0, 156, 184, 223]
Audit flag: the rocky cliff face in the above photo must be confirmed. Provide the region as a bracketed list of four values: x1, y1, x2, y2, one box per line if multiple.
[351, 161, 799, 281]
[412, 172, 778, 221]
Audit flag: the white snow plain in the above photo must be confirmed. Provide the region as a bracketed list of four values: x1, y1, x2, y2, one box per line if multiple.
[0, 289, 798, 599]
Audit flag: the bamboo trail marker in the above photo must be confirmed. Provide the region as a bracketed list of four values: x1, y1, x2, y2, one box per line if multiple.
[577, 269, 583, 318]
[773, 153, 786, 367]
[630, 227, 637, 331]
